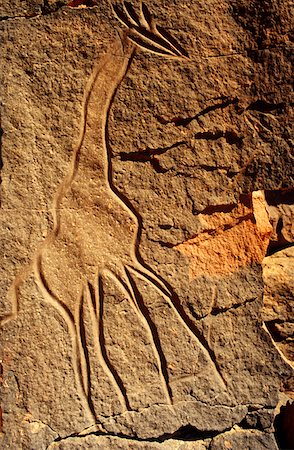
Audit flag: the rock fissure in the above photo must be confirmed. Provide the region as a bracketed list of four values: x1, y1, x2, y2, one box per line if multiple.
[188, 296, 259, 321]
[156, 97, 239, 127]
[155, 211, 256, 250]
[45, 413, 274, 449]
[193, 130, 244, 148]
[118, 141, 187, 162]
[247, 100, 286, 114]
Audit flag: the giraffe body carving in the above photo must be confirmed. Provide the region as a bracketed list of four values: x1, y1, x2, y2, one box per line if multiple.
[5, 2, 228, 424]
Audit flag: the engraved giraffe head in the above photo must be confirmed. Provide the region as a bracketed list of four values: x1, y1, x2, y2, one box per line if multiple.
[113, 1, 189, 60]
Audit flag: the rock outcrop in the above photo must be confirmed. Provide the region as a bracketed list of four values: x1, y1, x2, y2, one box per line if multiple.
[0, 1, 293, 448]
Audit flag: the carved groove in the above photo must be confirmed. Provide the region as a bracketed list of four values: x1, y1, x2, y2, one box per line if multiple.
[128, 267, 228, 388]
[76, 291, 90, 399]
[113, 2, 189, 59]
[5, 2, 228, 421]
[33, 254, 97, 423]
[97, 275, 131, 411]
[124, 268, 173, 405]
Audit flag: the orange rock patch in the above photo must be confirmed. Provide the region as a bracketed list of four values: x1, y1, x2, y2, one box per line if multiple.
[174, 191, 273, 279]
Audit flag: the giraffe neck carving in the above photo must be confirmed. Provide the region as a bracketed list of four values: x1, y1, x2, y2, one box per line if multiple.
[52, 40, 135, 226]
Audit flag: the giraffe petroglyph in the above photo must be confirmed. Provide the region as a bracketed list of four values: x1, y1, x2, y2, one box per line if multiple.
[3, 2, 227, 423]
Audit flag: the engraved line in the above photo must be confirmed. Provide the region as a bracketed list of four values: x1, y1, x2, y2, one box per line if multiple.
[86, 275, 130, 412]
[104, 267, 173, 406]
[123, 1, 142, 27]
[75, 290, 89, 397]
[112, 3, 137, 28]
[128, 27, 181, 58]
[51, 42, 134, 236]
[155, 25, 189, 58]
[33, 254, 96, 423]
[0, 264, 31, 327]
[140, 2, 154, 30]
[124, 267, 173, 406]
[75, 287, 99, 420]
[262, 323, 294, 369]
[113, 2, 187, 59]
[127, 34, 179, 58]
[131, 28, 183, 58]
[97, 273, 131, 411]
[128, 266, 227, 389]
[127, 265, 173, 301]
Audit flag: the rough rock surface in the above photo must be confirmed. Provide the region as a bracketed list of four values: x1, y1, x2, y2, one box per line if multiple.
[262, 247, 294, 388]
[0, 0, 293, 449]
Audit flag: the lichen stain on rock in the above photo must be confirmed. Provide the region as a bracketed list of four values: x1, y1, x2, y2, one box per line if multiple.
[174, 191, 273, 279]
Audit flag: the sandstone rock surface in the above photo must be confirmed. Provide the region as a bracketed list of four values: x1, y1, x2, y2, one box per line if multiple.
[0, 0, 293, 448]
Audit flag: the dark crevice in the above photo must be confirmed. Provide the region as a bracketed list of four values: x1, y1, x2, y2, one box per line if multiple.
[267, 242, 294, 257]
[274, 401, 294, 450]
[265, 188, 294, 206]
[120, 149, 241, 177]
[199, 194, 252, 216]
[210, 297, 257, 316]
[52, 424, 223, 444]
[161, 424, 219, 441]
[41, 0, 67, 15]
[264, 319, 294, 343]
[156, 240, 175, 248]
[67, 0, 98, 7]
[49, 414, 268, 447]
[200, 203, 236, 215]
[119, 141, 186, 162]
[156, 97, 239, 127]
[196, 164, 219, 172]
[150, 158, 168, 173]
[247, 100, 286, 114]
[193, 130, 244, 148]
[119, 141, 187, 174]
[158, 224, 173, 230]
[188, 297, 258, 321]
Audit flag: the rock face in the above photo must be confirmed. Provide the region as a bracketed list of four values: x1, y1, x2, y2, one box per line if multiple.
[262, 247, 294, 382]
[0, 1, 293, 448]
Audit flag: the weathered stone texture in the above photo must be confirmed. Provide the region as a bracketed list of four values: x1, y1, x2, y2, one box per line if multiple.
[0, 0, 293, 448]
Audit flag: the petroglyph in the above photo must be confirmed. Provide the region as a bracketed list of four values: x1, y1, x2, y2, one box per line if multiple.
[3, 2, 228, 423]
[112, 2, 189, 59]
